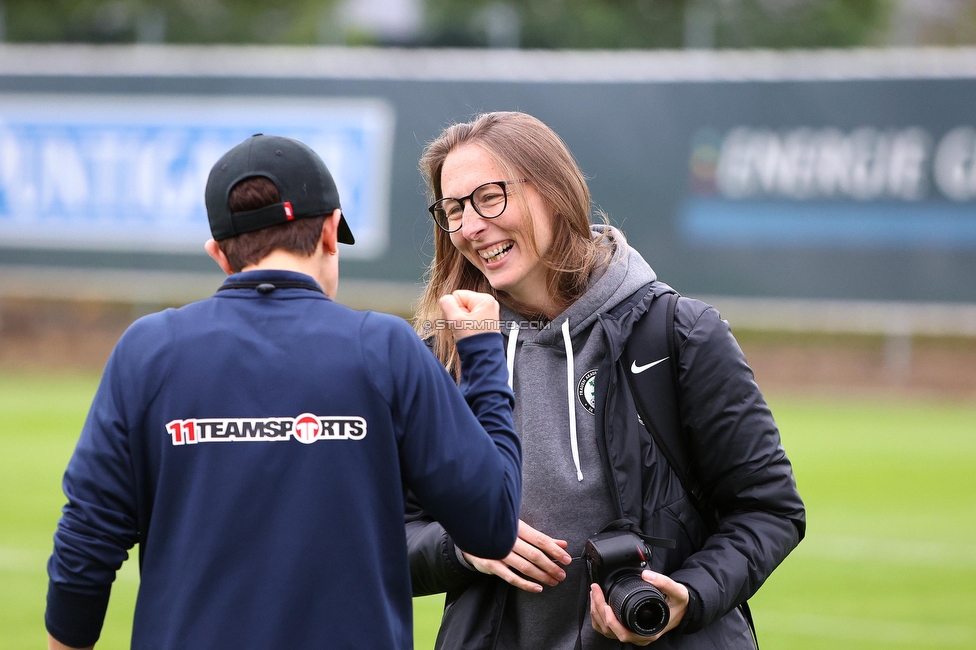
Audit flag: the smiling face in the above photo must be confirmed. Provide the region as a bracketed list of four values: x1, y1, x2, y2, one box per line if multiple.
[441, 143, 555, 314]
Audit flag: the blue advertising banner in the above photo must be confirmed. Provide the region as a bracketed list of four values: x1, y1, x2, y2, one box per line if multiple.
[0, 94, 394, 258]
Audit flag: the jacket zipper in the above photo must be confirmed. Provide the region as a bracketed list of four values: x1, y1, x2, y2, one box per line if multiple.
[598, 313, 626, 521]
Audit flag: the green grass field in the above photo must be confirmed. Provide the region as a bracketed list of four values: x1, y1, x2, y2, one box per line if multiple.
[1, 371, 974, 649]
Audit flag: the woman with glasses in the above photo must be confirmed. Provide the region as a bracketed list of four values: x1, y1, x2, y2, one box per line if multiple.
[407, 112, 805, 650]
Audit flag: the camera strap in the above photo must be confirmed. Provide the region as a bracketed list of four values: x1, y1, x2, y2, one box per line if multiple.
[598, 517, 676, 550]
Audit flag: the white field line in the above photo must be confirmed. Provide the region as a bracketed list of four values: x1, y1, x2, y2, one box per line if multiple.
[761, 613, 976, 646]
[0, 546, 138, 581]
[798, 535, 976, 569]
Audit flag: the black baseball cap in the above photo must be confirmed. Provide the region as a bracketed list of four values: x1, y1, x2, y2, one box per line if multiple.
[205, 134, 355, 244]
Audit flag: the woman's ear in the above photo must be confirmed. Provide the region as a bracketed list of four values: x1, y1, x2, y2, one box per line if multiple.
[205, 239, 235, 275]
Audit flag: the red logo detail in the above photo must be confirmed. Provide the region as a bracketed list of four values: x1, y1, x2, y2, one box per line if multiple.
[283, 202, 294, 220]
[293, 413, 321, 444]
[166, 420, 197, 445]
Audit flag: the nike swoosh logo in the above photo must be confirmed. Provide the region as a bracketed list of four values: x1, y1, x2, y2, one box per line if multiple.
[631, 357, 669, 374]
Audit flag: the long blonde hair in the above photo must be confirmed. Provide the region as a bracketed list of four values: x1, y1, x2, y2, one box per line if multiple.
[416, 111, 609, 377]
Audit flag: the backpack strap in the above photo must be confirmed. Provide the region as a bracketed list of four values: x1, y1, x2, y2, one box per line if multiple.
[621, 287, 707, 516]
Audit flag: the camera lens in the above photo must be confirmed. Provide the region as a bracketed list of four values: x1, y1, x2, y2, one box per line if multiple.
[607, 574, 670, 637]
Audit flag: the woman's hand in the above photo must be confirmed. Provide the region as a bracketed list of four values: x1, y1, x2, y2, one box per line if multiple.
[460, 520, 572, 592]
[438, 290, 500, 340]
[589, 570, 689, 645]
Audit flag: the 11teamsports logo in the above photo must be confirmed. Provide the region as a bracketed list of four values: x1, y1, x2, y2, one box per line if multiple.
[166, 413, 367, 445]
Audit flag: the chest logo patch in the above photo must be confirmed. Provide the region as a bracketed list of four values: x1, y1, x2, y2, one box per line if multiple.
[577, 369, 598, 414]
[166, 413, 367, 446]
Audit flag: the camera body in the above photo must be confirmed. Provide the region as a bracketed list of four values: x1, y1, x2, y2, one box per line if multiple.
[584, 531, 670, 637]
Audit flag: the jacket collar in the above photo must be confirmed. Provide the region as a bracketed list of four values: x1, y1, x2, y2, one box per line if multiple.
[217, 270, 326, 296]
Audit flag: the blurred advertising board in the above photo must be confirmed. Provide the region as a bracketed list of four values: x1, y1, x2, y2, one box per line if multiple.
[684, 125, 976, 248]
[0, 94, 393, 258]
[1, 46, 974, 306]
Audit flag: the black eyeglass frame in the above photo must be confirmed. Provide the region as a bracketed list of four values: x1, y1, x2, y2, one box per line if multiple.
[428, 179, 528, 233]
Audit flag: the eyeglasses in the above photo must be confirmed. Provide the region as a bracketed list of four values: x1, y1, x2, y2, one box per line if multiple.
[429, 179, 527, 233]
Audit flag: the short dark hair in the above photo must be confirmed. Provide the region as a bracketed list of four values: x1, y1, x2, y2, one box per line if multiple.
[218, 176, 327, 273]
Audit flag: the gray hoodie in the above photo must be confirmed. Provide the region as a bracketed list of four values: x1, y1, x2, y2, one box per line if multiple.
[496, 225, 656, 650]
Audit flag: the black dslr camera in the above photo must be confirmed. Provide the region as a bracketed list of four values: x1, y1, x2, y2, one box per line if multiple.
[584, 531, 670, 637]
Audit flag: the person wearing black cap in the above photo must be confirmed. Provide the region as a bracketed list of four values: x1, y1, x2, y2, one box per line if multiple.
[200, 133, 355, 299]
[45, 134, 522, 650]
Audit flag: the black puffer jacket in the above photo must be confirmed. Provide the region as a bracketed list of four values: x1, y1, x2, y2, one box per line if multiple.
[407, 286, 806, 649]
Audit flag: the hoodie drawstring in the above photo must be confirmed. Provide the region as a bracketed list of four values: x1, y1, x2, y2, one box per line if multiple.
[506, 319, 583, 482]
[561, 320, 583, 481]
[506, 321, 520, 390]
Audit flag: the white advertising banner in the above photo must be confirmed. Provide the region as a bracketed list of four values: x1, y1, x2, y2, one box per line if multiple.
[0, 94, 395, 258]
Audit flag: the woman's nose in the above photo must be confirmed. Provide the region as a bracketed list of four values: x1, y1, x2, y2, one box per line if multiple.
[459, 201, 487, 239]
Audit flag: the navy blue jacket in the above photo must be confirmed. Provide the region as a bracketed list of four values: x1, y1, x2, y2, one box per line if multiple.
[46, 270, 521, 649]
